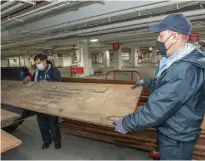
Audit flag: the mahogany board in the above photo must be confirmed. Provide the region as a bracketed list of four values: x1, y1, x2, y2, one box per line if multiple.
[1, 80, 142, 127]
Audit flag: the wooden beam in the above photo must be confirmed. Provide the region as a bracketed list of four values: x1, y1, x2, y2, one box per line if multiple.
[1, 80, 142, 127]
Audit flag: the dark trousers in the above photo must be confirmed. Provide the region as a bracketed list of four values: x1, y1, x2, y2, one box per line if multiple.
[37, 113, 61, 144]
[158, 132, 196, 160]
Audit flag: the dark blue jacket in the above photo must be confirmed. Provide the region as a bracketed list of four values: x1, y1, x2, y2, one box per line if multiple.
[122, 49, 205, 142]
[32, 64, 61, 82]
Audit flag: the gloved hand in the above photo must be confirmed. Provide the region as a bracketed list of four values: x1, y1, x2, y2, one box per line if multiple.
[22, 76, 31, 84]
[115, 118, 128, 134]
[132, 80, 144, 89]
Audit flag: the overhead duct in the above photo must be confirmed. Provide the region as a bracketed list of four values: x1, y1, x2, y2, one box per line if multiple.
[1, 1, 96, 28]
[1, 1, 16, 10]
[2, 1, 197, 36]
[1, 3, 25, 16]
[2, 9, 205, 49]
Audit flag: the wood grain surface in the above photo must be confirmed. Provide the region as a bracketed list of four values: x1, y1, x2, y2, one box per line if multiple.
[1, 80, 142, 127]
[0, 130, 22, 153]
[1, 109, 20, 122]
[1, 109, 20, 128]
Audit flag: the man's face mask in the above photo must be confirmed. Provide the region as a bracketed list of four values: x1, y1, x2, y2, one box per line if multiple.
[36, 63, 45, 71]
[155, 34, 174, 56]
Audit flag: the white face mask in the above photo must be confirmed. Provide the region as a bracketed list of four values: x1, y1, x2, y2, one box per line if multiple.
[36, 63, 44, 71]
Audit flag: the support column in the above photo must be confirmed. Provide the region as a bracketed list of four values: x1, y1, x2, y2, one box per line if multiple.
[129, 52, 131, 64]
[113, 49, 122, 70]
[151, 48, 156, 63]
[103, 50, 110, 68]
[96, 53, 103, 63]
[149, 52, 152, 61]
[76, 41, 94, 77]
[131, 48, 138, 67]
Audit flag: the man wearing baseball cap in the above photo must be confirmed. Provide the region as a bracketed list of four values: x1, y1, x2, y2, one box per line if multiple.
[115, 13, 205, 159]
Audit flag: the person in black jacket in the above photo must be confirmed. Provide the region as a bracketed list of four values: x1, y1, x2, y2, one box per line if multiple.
[32, 54, 61, 149]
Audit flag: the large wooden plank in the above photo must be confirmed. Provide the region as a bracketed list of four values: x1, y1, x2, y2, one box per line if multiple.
[0, 130, 22, 153]
[62, 77, 135, 84]
[1, 80, 142, 127]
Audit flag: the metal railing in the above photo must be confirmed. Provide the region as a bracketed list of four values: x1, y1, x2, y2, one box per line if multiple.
[105, 70, 141, 81]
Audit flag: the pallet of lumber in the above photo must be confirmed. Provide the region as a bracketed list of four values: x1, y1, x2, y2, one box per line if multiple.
[0, 130, 22, 153]
[60, 88, 205, 160]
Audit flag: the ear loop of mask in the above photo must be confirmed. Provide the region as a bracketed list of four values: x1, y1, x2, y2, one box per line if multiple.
[164, 34, 176, 51]
[153, 34, 173, 48]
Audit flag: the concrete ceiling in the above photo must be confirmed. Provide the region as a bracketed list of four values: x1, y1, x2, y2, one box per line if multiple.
[1, 1, 205, 56]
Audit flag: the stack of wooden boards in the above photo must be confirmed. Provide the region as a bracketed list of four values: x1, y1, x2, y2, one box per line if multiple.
[60, 88, 205, 160]
[1, 109, 22, 153]
[1, 109, 20, 128]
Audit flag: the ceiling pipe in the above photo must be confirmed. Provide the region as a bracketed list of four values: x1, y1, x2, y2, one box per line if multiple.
[2, 9, 205, 49]
[1, 3, 25, 16]
[1, 1, 96, 29]
[3, 23, 205, 52]
[1, 1, 66, 25]
[79, 15, 205, 37]
[2, 1, 192, 35]
[94, 25, 205, 42]
[1, 1, 44, 20]
[5, 28, 205, 52]
[2, 1, 199, 43]
[18, 0, 36, 5]
[1, 1, 15, 10]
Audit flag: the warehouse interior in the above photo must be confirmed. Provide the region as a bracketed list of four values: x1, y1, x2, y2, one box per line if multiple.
[1, 0, 205, 160]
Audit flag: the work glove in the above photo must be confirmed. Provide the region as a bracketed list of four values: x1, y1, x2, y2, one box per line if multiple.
[22, 76, 31, 84]
[132, 80, 144, 89]
[115, 118, 128, 134]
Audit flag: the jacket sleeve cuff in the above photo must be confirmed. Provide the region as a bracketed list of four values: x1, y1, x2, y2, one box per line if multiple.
[122, 115, 133, 132]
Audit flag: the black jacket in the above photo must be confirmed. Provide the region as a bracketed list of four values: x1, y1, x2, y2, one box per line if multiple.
[32, 64, 61, 82]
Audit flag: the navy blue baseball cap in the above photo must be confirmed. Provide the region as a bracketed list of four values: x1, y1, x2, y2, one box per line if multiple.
[149, 13, 192, 35]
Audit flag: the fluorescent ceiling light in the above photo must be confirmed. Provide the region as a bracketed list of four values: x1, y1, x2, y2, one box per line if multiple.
[89, 38, 98, 42]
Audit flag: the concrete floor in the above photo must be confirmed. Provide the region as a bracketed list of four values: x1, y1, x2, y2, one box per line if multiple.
[2, 116, 152, 160]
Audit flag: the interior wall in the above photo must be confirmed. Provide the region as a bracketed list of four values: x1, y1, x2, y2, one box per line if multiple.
[1, 60, 9, 67]
[121, 52, 129, 61]
[62, 55, 72, 67]
[8, 57, 20, 67]
[19, 56, 25, 66]
[24, 56, 34, 69]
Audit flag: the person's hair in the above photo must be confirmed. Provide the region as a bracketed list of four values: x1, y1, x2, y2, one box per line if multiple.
[46, 60, 53, 65]
[22, 66, 29, 73]
[44, 54, 48, 60]
[22, 66, 30, 75]
[34, 54, 47, 61]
